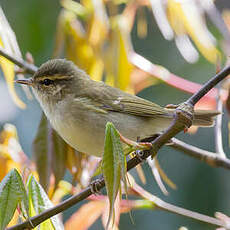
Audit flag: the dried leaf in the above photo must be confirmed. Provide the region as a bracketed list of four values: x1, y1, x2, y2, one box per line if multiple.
[33, 113, 69, 192]
[64, 11, 95, 73]
[129, 52, 228, 105]
[147, 158, 176, 196]
[88, 0, 109, 47]
[130, 68, 159, 94]
[65, 201, 105, 230]
[0, 7, 30, 106]
[101, 193, 120, 230]
[0, 124, 29, 181]
[65, 148, 85, 183]
[137, 7, 147, 38]
[117, 23, 133, 91]
[167, 0, 220, 63]
[51, 180, 72, 205]
[0, 42, 25, 108]
[88, 58, 104, 82]
[51, 129, 67, 189]
[61, 0, 88, 19]
[150, 0, 174, 40]
[104, 17, 133, 91]
[135, 164, 146, 184]
[33, 113, 50, 191]
[147, 158, 169, 196]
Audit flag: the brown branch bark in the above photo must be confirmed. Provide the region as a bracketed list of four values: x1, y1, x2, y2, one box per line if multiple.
[0, 47, 37, 74]
[170, 138, 230, 169]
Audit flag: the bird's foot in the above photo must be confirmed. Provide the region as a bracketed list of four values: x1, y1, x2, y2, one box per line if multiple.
[134, 150, 146, 163]
[120, 133, 152, 150]
[90, 178, 103, 195]
[165, 103, 179, 109]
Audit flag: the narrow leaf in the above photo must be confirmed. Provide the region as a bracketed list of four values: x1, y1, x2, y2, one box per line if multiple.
[61, 0, 88, 19]
[103, 18, 133, 92]
[0, 169, 28, 230]
[65, 201, 105, 230]
[27, 175, 64, 230]
[167, 0, 220, 63]
[0, 49, 26, 109]
[111, 125, 128, 196]
[102, 122, 126, 227]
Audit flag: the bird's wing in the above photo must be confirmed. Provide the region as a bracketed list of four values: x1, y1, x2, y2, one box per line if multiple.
[82, 81, 172, 118]
[103, 95, 170, 117]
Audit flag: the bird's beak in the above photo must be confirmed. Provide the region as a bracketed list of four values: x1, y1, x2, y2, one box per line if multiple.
[15, 78, 33, 86]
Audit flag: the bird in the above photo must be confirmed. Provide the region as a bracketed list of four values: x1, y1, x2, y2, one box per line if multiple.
[16, 59, 219, 157]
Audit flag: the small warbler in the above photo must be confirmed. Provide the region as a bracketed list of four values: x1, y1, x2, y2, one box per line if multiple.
[16, 59, 219, 156]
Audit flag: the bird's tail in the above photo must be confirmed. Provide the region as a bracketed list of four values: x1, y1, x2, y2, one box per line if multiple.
[193, 110, 220, 127]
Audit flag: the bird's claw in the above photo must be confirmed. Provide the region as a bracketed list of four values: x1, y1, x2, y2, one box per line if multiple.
[90, 179, 103, 195]
[120, 133, 152, 150]
[175, 102, 194, 128]
[134, 150, 147, 163]
[165, 103, 178, 109]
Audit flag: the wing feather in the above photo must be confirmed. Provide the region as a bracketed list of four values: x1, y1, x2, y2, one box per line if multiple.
[76, 80, 171, 118]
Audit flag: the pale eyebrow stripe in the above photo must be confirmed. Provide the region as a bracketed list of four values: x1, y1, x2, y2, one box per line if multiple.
[36, 74, 73, 81]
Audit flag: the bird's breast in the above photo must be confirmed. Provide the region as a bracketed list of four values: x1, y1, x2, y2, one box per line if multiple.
[41, 99, 172, 157]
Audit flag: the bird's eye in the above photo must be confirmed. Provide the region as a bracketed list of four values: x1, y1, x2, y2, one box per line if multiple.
[42, 79, 53, 86]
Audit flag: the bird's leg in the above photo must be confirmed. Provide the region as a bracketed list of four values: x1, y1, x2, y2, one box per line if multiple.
[134, 149, 147, 162]
[119, 133, 152, 162]
[140, 134, 160, 143]
[90, 178, 104, 195]
[165, 104, 179, 109]
[119, 133, 152, 150]
[140, 134, 173, 145]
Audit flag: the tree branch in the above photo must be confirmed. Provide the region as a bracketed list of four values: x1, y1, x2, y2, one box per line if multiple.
[215, 87, 226, 158]
[129, 181, 226, 228]
[89, 192, 225, 228]
[186, 64, 230, 106]
[170, 138, 230, 169]
[0, 47, 37, 74]
[5, 61, 230, 229]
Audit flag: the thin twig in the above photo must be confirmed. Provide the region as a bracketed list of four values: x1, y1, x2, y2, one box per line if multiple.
[0, 47, 37, 74]
[170, 138, 230, 169]
[89, 192, 225, 228]
[215, 87, 226, 158]
[130, 181, 226, 228]
[187, 65, 230, 106]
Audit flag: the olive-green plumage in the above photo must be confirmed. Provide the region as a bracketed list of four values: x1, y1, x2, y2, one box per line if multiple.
[16, 59, 219, 156]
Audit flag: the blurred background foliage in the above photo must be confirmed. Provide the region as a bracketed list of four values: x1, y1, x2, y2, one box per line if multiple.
[1, 0, 230, 229]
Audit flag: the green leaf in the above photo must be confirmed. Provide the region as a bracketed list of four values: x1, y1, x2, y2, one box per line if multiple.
[27, 175, 64, 230]
[18, 177, 30, 221]
[0, 169, 29, 230]
[102, 122, 126, 227]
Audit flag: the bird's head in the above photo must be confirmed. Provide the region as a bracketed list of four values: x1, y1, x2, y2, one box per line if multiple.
[16, 59, 89, 104]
